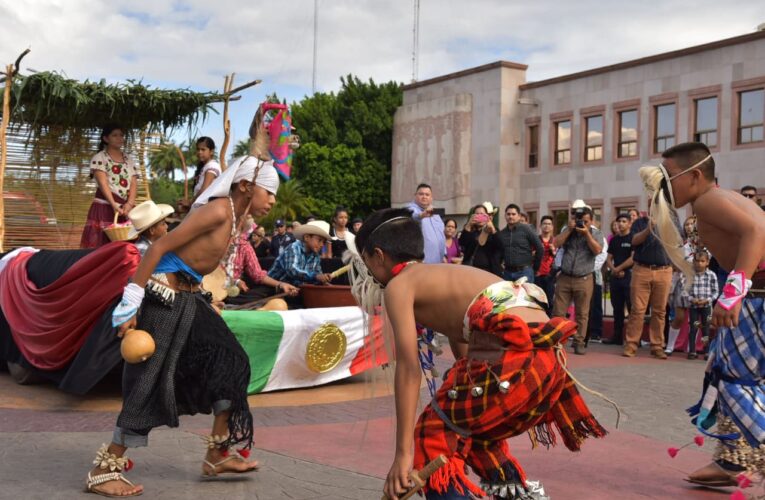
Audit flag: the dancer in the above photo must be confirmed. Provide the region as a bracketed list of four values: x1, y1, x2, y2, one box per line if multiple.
[349, 208, 606, 500]
[85, 156, 279, 497]
[638, 141, 765, 486]
[80, 124, 139, 248]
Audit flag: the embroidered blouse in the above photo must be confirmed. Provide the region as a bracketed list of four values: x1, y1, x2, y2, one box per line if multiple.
[233, 232, 268, 284]
[90, 150, 138, 199]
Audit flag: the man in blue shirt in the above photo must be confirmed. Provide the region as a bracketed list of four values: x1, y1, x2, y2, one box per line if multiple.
[270, 219, 296, 257]
[407, 183, 445, 264]
[268, 220, 333, 287]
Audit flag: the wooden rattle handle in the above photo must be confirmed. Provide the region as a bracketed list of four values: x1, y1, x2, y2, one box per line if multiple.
[381, 454, 448, 500]
[329, 264, 351, 279]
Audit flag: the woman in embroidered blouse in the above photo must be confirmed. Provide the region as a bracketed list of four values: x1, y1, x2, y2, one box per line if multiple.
[80, 124, 139, 248]
[192, 136, 221, 200]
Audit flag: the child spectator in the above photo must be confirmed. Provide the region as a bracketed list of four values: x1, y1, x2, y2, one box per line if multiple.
[679, 250, 718, 359]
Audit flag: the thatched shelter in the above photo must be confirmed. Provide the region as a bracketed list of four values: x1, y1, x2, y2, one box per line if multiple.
[0, 52, 255, 251]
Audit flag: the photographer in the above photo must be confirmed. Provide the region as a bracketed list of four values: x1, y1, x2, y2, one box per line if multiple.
[552, 204, 604, 355]
[459, 203, 503, 276]
[406, 183, 445, 264]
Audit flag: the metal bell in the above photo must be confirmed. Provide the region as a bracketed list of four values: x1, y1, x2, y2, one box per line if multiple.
[447, 389, 458, 400]
[470, 386, 484, 397]
[430, 367, 440, 378]
[498, 380, 510, 393]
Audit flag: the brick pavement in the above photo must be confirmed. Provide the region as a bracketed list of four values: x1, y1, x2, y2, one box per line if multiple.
[0, 343, 747, 499]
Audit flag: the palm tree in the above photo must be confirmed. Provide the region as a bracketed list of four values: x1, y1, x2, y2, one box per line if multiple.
[231, 139, 250, 161]
[149, 141, 198, 180]
[258, 179, 318, 228]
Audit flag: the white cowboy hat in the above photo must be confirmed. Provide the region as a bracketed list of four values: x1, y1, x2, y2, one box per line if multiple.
[127, 200, 174, 240]
[481, 201, 498, 214]
[293, 220, 335, 241]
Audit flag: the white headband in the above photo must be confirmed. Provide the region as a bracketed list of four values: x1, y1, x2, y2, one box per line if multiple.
[192, 156, 280, 209]
[657, 154, 712, 208]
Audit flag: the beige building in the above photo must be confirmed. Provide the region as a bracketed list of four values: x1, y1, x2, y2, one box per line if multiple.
[391, 30, 765, 231]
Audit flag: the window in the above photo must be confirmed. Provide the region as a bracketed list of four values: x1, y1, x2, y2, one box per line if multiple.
[653, 103, 676, 153]
[526, 210, 538, 229]
[584, 115, 603, 161]
[617, 110, 638, 158]
[552, 209, 569, 234]
[694, 97, 718, 147]
[554, 120, 571, 165]
[738, 89, 764, 144]
[528, 125, 539, 169]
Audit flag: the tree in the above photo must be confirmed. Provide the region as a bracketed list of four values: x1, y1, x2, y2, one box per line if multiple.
[231, 139, 250, 161]
[149, 141, 197, 181]
[289, 75, 402, 220]
[258, 179, 319, 228]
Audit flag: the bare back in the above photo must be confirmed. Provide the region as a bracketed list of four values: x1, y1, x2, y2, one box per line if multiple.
[384, 264, 550, 344]
[693, 188, 765, 272]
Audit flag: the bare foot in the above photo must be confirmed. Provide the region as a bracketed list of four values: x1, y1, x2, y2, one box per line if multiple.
[202, 448, 259, 476]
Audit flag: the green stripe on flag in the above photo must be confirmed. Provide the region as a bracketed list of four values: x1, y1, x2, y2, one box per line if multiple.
[223, 310, 284, 394]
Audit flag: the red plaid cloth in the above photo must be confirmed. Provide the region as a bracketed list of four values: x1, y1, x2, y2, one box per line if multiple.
[414, 302, 607, 497]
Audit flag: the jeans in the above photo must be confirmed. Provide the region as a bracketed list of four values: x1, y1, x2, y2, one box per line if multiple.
[535, 273, 556, 313]
[503, 266, 535, 284]
[587, 281, 603, 341]
[609, 275, 632, 344]
[688, 305, 712, 354]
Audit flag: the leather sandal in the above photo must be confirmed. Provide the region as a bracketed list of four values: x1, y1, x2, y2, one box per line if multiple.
[684, 462, 740, 487]
[86, 444, 141, 497]
[200, 434, 258, 479]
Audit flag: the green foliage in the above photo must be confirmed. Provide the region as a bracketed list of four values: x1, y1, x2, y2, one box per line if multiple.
[293, 143, 389, 220]
[258, 179, 319, 229]
[6, 71, 223, 143]
[232, 139, 250, 160]
[149, 177, 184, 205]
[290, 75, 402, 219]
[149, 141, 197, 181]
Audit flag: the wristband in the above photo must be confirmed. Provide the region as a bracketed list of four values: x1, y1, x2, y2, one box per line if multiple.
[716, 270, 751, 311]
[112, 283, 145, 327]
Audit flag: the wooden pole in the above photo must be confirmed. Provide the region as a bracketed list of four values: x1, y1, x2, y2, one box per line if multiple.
[175, 145, 188, 202]
[0, 64, 13, 253]
[219, 73, 235, 171]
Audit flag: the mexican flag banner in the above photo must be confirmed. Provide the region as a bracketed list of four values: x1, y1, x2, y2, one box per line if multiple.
[224, 306, 387, 394]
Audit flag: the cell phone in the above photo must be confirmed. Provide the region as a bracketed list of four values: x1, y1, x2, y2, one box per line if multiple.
[474, 213, 490, 224]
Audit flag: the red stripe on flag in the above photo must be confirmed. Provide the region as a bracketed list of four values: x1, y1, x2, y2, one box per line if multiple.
[349, 314, 388, 375]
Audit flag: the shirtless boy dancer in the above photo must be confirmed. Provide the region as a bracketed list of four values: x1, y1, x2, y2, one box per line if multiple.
[85, 156, 278, 497]
[639, 142, 765, 485]
[350, 208, 606, 500]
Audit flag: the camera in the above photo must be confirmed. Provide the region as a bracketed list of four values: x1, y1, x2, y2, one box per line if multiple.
[572, 207, 585, 228]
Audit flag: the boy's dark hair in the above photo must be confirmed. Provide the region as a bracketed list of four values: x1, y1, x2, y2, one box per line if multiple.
[661, 142, 715, 181]
[415, 183, 432, 192]
[741, 185, 757, 193]
[355, 208, 424, 263]
[616, 213, 630, 221]
[505, 203, 521, 213]
[540, 215, 553, 224]
[694, 249, 710, 261]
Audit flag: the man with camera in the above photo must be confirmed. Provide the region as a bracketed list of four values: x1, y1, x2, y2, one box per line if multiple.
[552, 202, 604, 355]
[407, 183, 445, 264]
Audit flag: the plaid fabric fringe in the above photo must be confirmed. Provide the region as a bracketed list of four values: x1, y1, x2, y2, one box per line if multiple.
[414, 302, 606, 498]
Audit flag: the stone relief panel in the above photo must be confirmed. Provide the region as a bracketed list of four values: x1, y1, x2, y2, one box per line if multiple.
[391, 93, 472, 213]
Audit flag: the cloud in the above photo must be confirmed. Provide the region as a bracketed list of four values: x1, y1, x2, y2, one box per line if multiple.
[1, 0, 763, 147]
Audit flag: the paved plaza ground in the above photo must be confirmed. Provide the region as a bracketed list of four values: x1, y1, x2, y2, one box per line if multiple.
[0, 343, 745, 499]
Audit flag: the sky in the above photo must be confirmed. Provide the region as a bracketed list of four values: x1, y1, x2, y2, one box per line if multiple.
[1, 0, 764, 151]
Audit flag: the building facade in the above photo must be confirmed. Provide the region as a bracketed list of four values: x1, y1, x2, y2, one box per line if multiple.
[392, 30, 765, 231]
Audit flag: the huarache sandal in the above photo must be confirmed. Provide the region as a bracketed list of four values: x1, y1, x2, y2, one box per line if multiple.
[201, 434, 259, 479]
[86, 444, 142, 497]
[684, 462, 740, 487]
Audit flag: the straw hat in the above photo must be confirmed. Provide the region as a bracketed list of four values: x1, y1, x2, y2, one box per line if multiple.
[127, 200, 174, 240]
[293, 220, 335, 241]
